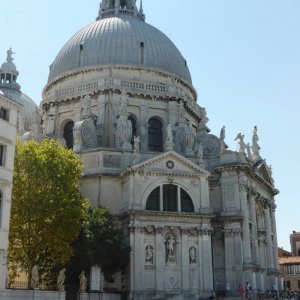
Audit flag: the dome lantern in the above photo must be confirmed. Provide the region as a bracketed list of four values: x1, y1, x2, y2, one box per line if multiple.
[97, 0, 145, 21]
[0, 48, 20, 91]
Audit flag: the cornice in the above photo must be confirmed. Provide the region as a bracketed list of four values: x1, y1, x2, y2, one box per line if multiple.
[214, 163, 279, 196]
[43, 64, 197, 101]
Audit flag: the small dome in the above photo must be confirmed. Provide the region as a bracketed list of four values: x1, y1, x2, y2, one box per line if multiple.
[1, 61, 17, 73]
[48, 16, 192, 85]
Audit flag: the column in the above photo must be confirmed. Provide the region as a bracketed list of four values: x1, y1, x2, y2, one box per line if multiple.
[265, 206, 274, 270]
[258, 233, 267, 290]
[134, 226, 145, 292]
[140, 105, 148, 151]
[239, 185, 252, 264]
[249, 194, 259, 266]
[155, 226, 164, 292]
[224, 224, 243, 292]
[201, 228, 214, 295]
[270, 206, 279, 271]
[181, 228, 189, 292]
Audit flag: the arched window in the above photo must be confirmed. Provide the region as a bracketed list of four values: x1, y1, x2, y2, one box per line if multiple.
[148, 118, 163, 152]
[146, 184, 194, 213]
[63, 121, 74, 149]
[128, 116, 137, 146]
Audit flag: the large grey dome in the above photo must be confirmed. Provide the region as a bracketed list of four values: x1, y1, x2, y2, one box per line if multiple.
[48, 16, 192, 84]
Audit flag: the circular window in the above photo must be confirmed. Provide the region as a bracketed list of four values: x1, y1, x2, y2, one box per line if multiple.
[166, 160, 175, 169]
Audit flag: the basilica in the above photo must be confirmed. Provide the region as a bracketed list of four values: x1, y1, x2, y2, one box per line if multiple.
[1, 0, 280, 299]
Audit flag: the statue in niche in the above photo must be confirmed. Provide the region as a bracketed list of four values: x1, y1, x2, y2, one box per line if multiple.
[234, 133, 246, 156]
[145, 245, 154, 264]
[57, 268, 66, 292]
[189, 246, 197, 264]
[166, 235, 176, 264]
[133, 136, 140, 156]
[79, 270, 87, 292]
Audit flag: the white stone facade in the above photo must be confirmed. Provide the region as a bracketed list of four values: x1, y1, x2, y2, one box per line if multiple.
[36, 1, 282, 299]
[0, 93, 21, 289]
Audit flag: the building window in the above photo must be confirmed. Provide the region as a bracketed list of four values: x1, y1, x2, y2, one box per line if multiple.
[63, 121, 74, 149]
[295, 265, 300, 274]
[284, 265, 294, 274]
[284, 280, 291, 290]
[0, 145, 4, 166]
[0, 107, 9, 121]
[146, 184, 194, 213]
[148, 118, 163, 152]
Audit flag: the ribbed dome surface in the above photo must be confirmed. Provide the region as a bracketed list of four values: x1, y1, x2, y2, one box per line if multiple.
[48, 16, 192, 84]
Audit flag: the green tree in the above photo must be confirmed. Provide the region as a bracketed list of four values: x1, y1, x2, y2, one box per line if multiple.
[65, 207, 130, 292]
[8, 138, 88, 288]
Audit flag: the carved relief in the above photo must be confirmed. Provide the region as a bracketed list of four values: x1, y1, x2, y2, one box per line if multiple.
[223, 228, 242, 238]
[189, 246, 197, 264]
[145, 245, 154, 265]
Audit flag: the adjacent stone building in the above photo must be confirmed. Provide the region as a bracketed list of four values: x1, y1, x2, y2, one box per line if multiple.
[0, 83, 21, 289]
[279, 232, 300, 291]
[13, 1, 281, 299]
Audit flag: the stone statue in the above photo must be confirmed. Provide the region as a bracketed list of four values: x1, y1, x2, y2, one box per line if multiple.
[189, 246, 196, 264]
[57, 268, 66, 292]
[197, 143, 204, 161]
[79, 270, 87, 292]
[246, 143, 252, 158]
[120, 90, 128, 113]
[31, 265, 39, 289]
[251, 126, 261, 157]
[82, 95, 92, 117]
[7, 48, 14, 63]
[166, 124, 173, 144]
[166, 236, 175, 258]
[145, 245, 153, 264]
[234, 133, 246, 156]
[133, 136, 140, 157]
[220, 126, 225, 144]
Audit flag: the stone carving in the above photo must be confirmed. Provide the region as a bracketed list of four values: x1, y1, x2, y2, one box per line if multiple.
[73, 118, 98, 152]
[165, 124, 174, 151]
[189, 246, 197, 264]
[57, 268, 66, 292]
[155, 226, 164, 234]
[7, 48, 14, 63]
[145, 245, 154, 264]
[251, 126, 261, 158]
[246, 143, 252, 158]
[82, 95, 92, 118]
[120, 90, 128, 113]
[132, 136, 140, 164]
[197, 142, 204, 163]
[166, 235, 176, 264]
[201, 135, 221, 159]
[116, 115, 132, 150]
[220, 126, 228, 152]
[223, 228, 242, 238]
[185, 122, 195, 156]
[234, 133, 247, 156]
[79, 270, 87, 292]
[31, 265, 39, 289]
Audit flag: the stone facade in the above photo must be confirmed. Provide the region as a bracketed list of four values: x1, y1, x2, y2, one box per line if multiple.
[17, 1, 281, 299]
[0, 92, 21, 289]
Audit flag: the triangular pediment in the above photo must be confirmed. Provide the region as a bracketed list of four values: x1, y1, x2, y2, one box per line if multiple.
[121, 151, 210, 177]
[254, 160, 274, 186]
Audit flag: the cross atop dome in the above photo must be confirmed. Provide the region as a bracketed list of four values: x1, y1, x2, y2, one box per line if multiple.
[97, 0, 145, 21]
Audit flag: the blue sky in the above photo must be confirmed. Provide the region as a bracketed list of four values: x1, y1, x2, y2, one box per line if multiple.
[1, 0, 299, 251]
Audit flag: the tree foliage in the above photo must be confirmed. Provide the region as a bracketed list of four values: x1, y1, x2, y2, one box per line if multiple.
[8, 138, 87, 288]
[65, 207, 130, 291]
